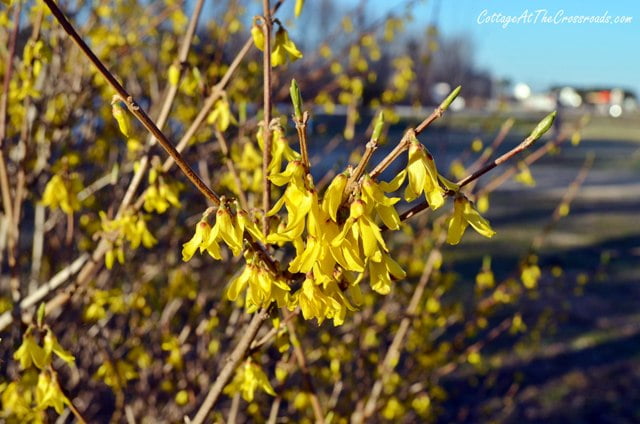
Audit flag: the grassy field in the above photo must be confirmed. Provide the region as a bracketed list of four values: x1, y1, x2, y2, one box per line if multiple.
[310, 109, 640, 422]
[432, 112, 640, 423]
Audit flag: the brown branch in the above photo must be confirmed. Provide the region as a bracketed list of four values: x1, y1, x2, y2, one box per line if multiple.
[161, 37, 255, 173]
[214, 130, 249, 210]
[355, 235, 445, 422]
[0, 1, 21, 274]
[479, 131, 569, 196]
[369, 130, 411, 180]
[190, 308, 270, 424]
[369, 87, 461, 180]
[399, 112, 556, 223]
[346, 139, 378, 192]
[0, 0, 284, 335]
[294, 111, 311, 172]
[261, 1, 273, 235]
[284, 310, 325, 423]
[42, 0, 221, 206]
[117, 0, 207, 217]
[467, 118, 515, 177]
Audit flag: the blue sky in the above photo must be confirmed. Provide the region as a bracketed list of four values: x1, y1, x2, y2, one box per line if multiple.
[365, 0, 640, 95]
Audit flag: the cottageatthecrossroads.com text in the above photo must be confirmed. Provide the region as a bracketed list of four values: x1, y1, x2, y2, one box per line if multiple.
[477, 9, 633, 29]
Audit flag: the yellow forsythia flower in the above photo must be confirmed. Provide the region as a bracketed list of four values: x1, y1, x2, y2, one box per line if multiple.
[207, 98, 235, 132]
[224, 360, 276, 402]
[95, 360, 138, 390]
[404, 137, 445, 209]
[514, 162, 536, 187]
[271, 27, 303, 67]
[43, 330, 75, 364]
[521, 264, 541, 289]
[111, 101, 132, 138]
[182, 220, 211, 261]
[321, 172, 348, 221]
[13, 331, 48, 369]
[36, 371, 71, 414]
[41, 174, 82, 214]
[446, 196, 496, 245]
[251, 23, 265, 51]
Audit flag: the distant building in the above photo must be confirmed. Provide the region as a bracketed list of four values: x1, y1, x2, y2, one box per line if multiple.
[550, 86, 638, 117]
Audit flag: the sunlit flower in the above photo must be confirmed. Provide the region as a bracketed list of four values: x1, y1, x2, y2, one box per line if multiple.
[404, 136, 445, 209]
[224, 360, 276, 402]
[368, 252, 406, 295]
[43, 330, 75, 364]
[332, 199, 387, 259]
[446, 196, 496, 245]
[13, 331, 48, 370]
[361, 175, 401, 230]
[321, 172, 348, 222]
[182, 220, 211, 261]
[36, 371, 71, 414]
[41, 174, 82, 214]
[271, 27, 303, 67]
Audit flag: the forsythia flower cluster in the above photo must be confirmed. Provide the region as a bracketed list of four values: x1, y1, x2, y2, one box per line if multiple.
[100, 211, 157, 269]
[2, 325, 75, 420]
[143, 166, 182, 214]
[41, 173, 83, 214]
[251, 22, 303, 68]
[182, 119, 496, 326]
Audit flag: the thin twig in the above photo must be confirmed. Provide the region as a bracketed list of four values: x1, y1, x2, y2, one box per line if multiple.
[228, 393, 241, 424]
[294, 111, 311, 172]
[456, 128, 545, 189]
[214, 130, 249, 210]
[467, 118, 515, 176]
[162, 37, 254, 173]
[355, 236, 444, 422]
[369, 130, 411, 180]
[284, 310, 325, 423]
[261, 0, 273, 234]
[0, 254, 89, 331]
[0, 1, 21, 274]
[117, 0, 207, 217]
[398, 117, 556, 223]
[0, 0, 283, 334]
[346, 139, 377, 193]
[479, 131, 569, 196]
[42, 0, 221, 206]
[190, 308, 270, 424]
[369, 87, 461, 180]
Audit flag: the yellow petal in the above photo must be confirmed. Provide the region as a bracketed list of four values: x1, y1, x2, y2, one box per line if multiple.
[182, 220, 210, 261]
[216, 209, 243, 256]
[446, 198, 467, 245]
[425, 187, 445, 210]
[227, 265, 252, 301]
[463, 201, 496, 239]
[322, 173, 348, 221]
[376, 203, 400, 230]
[362, 175, 400, 207]
[238, 211, 265, 243]
[405, 152, 427, 202]
[369, 260, 392, 295]
[251, 24, 265, 51]
[383, 253, 406, 280]
[44, 331, 75, 364]
[288, 237, 321, 274]
[112, 102, 132, 138]
[378, 169, 406, 192]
